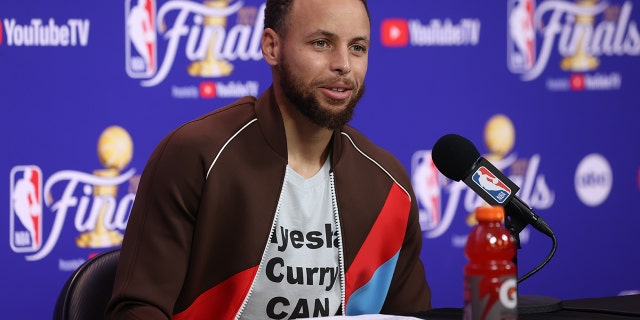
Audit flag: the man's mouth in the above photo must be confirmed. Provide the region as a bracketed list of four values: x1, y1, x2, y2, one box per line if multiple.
[321, 85, 353, 100]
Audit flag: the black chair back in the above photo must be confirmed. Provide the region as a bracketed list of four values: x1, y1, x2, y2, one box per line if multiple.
[53, 248, 120, 320]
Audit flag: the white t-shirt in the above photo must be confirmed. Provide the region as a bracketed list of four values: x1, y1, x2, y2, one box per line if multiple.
[240, 159, 342, 319]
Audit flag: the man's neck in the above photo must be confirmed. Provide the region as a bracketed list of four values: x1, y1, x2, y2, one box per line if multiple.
[277, 97, 333, 179]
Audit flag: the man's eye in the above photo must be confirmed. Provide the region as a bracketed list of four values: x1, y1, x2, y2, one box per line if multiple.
[314, 40, 328, 47]
[351, 44, 367, 53]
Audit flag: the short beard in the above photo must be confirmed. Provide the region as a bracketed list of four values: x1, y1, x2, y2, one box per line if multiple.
[279, 61, 365, 130]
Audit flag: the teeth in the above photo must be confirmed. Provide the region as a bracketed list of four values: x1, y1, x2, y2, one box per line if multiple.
[331, 88, 346, 92]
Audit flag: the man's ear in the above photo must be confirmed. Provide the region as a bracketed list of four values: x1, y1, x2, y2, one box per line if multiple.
[262, 28, 280, 66]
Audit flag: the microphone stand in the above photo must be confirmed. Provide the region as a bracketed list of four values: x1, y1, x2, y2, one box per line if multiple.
[504, 201, 528, 251]
[503, 201, 561, 314]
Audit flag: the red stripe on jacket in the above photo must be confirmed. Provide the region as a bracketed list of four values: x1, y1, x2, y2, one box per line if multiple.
[345, 183, 410, 305]
[172, 266, 258, 320]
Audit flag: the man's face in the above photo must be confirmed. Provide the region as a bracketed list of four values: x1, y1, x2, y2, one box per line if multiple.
[277, 0, 370, 130]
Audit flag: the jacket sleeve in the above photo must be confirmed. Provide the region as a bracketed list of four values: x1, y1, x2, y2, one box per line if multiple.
[381, 179, 432, 314]
[105, 127, 205, 319]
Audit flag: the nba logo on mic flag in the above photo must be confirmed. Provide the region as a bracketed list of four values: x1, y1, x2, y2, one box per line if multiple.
[472, 166, 512, 204]
[10, 166, 43, 253]
[125, 0, 157, 78]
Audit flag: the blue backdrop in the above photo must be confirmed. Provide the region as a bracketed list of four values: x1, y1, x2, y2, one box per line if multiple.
[2, 0, 639, 318]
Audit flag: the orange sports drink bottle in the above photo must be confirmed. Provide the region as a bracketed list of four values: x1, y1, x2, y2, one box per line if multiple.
[464, 206, 518, 320]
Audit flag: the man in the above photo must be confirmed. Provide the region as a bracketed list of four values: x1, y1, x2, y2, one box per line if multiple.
[106, 0, 431, 318]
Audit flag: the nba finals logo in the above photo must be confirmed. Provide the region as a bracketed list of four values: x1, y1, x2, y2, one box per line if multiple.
[10, 166, 43, 253]
[125, 0, 264, 87]
[507, 0, 640, 82]
[9, 126, 138, 262]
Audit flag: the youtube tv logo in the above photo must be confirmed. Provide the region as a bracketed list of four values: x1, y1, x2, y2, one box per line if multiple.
[570, 74, 585, 91]
[200, 81, 216, 99]
[381, 19, 409, 47]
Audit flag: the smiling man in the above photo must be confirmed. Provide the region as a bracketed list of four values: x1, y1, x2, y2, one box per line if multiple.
[106, 0, 431, 319]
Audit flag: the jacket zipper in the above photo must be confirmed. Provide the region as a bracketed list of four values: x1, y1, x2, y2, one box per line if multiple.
[233, 170, 289, 319]
[330, 173, 347, 314]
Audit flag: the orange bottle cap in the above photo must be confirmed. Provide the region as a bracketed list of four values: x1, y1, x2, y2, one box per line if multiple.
[475, 206, 505, 222]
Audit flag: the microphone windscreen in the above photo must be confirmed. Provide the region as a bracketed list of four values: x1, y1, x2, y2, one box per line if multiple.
[432, 134, 480, 181]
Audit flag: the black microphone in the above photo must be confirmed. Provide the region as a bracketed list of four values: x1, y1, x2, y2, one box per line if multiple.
[431, 133, 554, 239]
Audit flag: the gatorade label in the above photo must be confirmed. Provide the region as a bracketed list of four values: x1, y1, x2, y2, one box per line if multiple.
[464, 275, 518, 320]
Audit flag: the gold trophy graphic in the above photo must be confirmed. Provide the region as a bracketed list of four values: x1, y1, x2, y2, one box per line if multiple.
[188, 0, 235, 77]
[76, 126, 133, 248]
[561, 0, 600, 71]
[483, 114, 516, 164]
[466, 114, 516, 226]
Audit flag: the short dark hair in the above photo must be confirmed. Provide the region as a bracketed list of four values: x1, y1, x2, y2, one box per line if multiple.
[264, 0, 370, 36]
